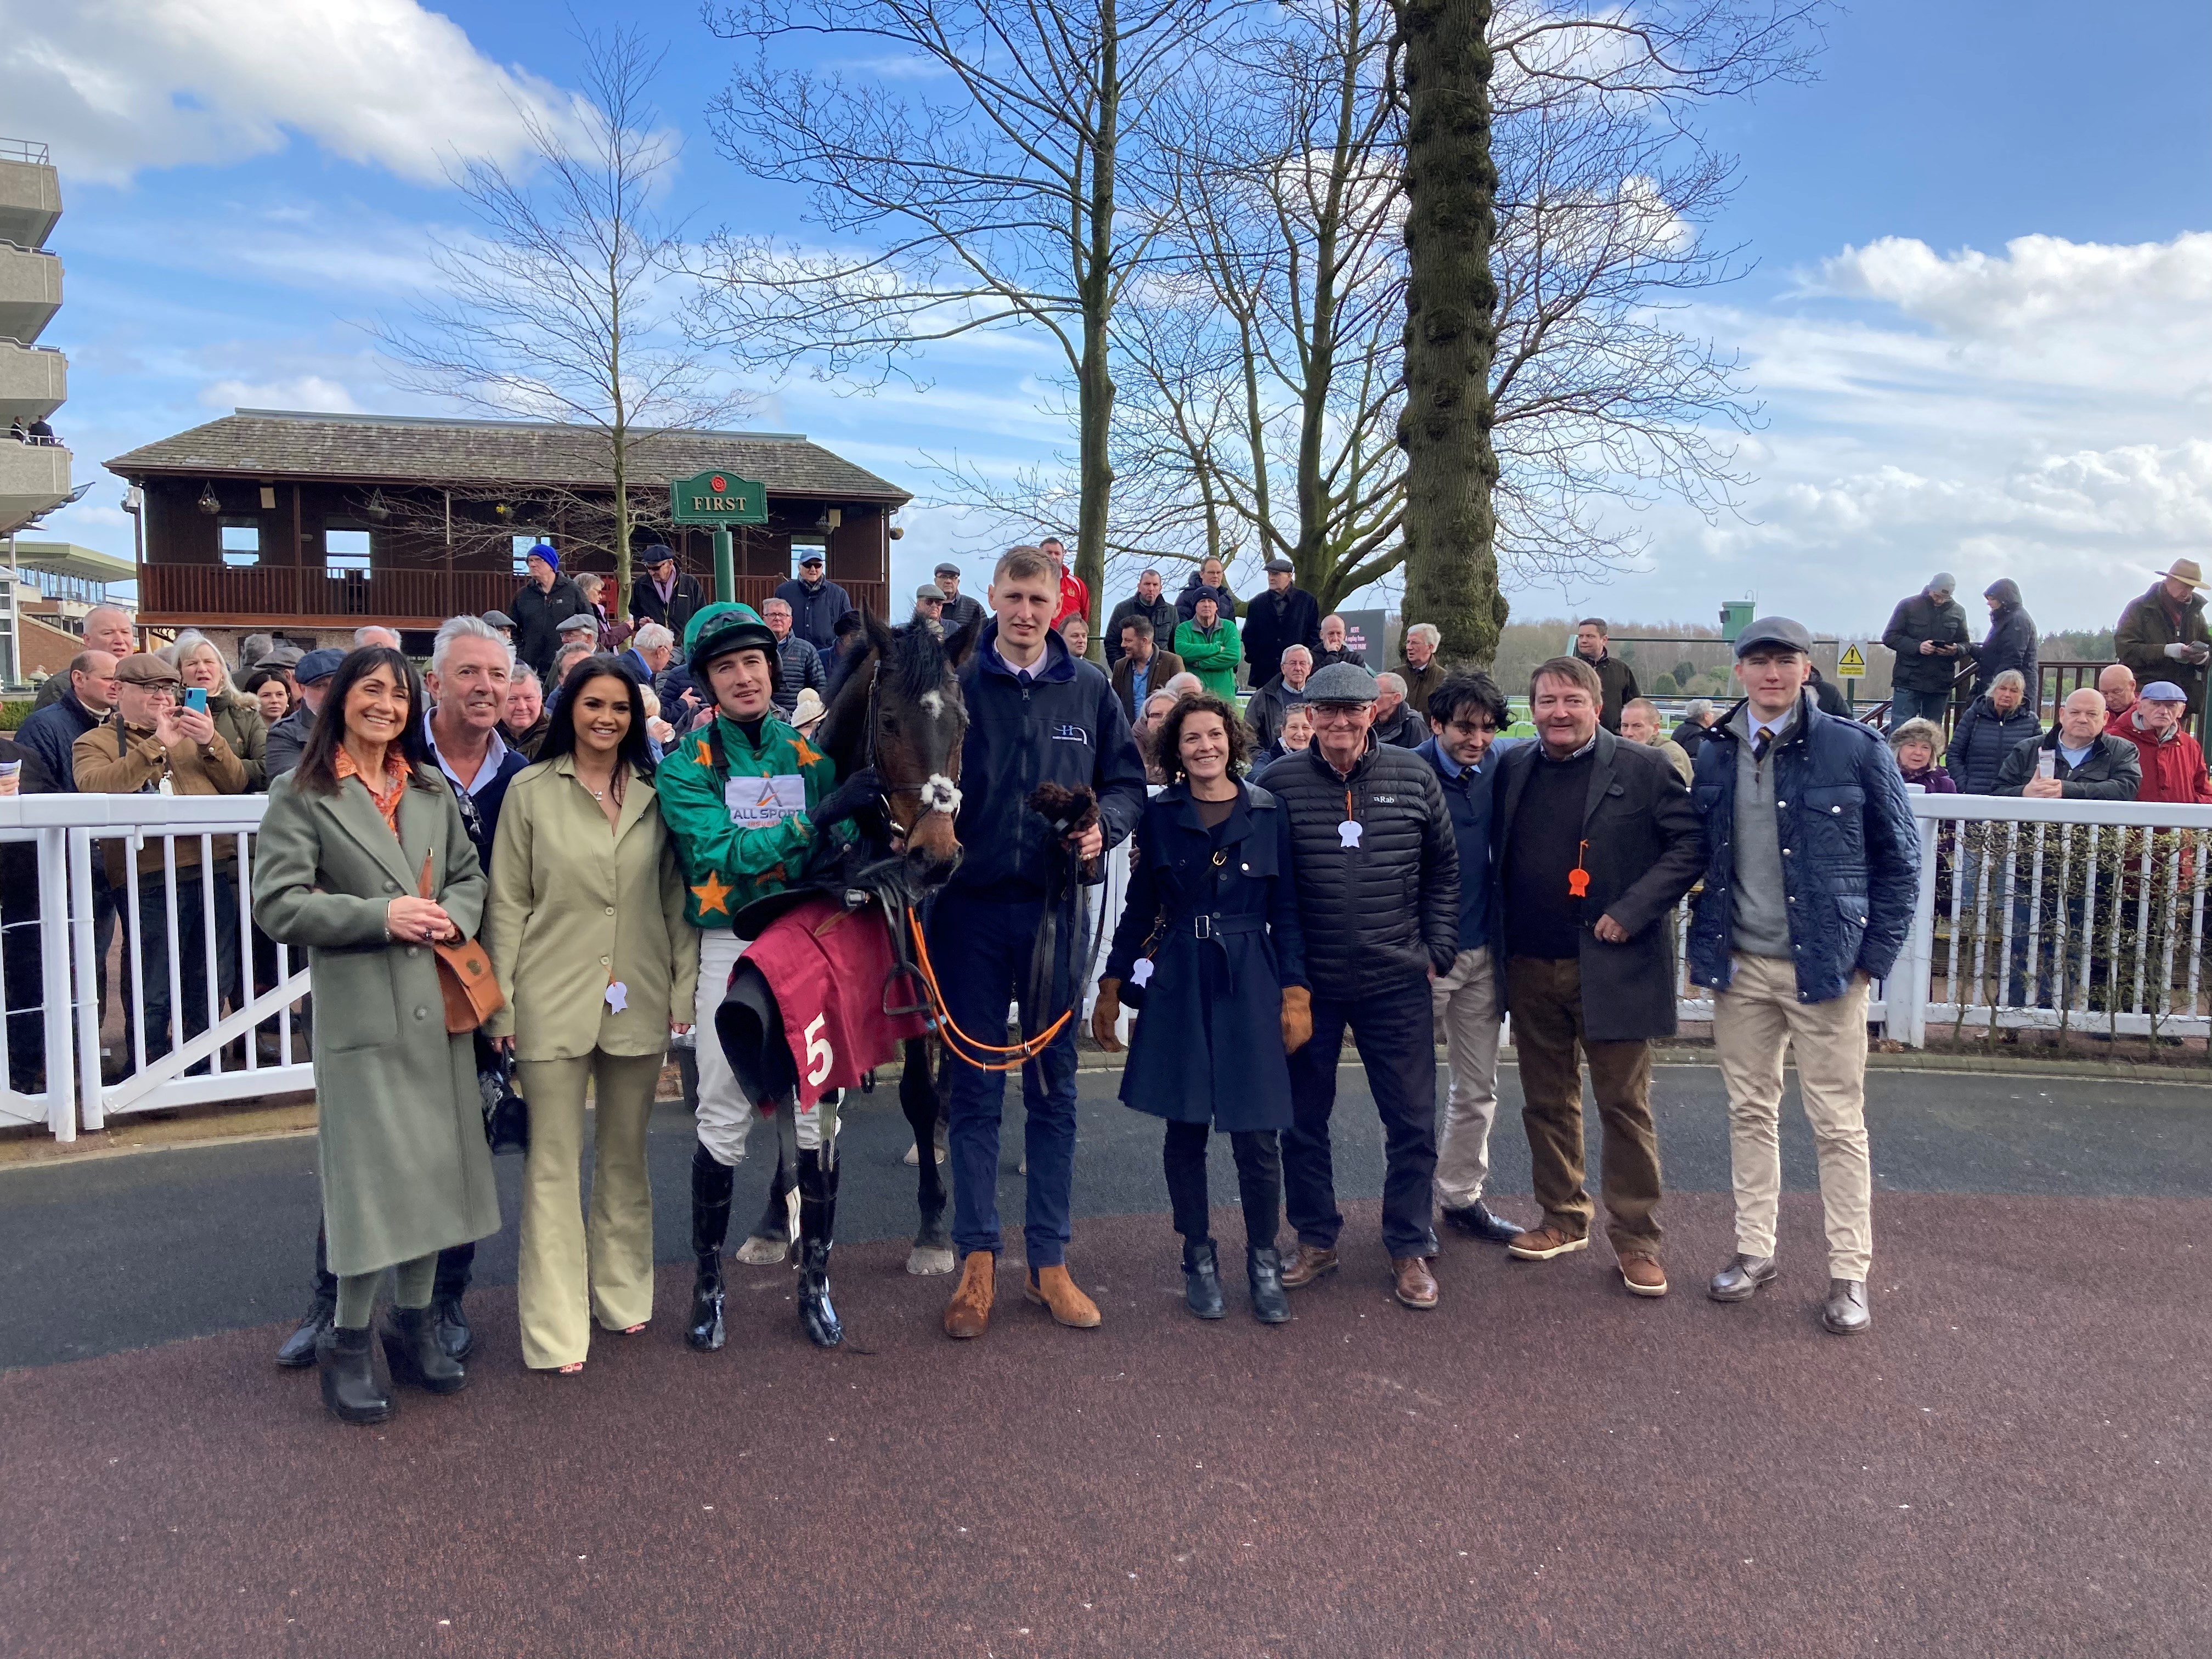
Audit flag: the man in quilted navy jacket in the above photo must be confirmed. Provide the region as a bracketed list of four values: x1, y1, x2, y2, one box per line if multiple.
[1686, 617, 1920, 1337]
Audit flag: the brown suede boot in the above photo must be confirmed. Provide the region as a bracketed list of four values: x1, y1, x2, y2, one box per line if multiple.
[943, 1250, 995, 1340]
[1024, 1263, 1102, 1328]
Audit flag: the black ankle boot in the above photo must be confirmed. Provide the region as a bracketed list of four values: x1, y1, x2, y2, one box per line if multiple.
[318, 1325, 392, 1425]
[382, 1306, 468, 1393]
[1248, 1245, 1291, 1324]
[430, 1295, 473, 1362]
[1182, 1240, 1225, 1319]
[276, 1291, 335, 1369]
[687, 1143, 734, 1352]
[795, 1147, 843, 1348]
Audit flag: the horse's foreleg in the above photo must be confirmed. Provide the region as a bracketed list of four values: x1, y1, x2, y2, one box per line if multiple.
[902, 1035, 955, 1275]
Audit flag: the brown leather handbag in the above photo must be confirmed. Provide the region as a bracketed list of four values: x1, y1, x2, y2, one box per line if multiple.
[421, 853, 505, 1034]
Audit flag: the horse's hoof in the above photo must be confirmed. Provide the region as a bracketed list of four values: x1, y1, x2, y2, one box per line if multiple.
[907, 1244, 957, 1276]
[734, 1233, 792, 1267]
[903, 1141, 947, 1166]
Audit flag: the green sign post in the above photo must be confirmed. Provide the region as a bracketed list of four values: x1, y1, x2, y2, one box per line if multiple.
[669, 469, 769, 602]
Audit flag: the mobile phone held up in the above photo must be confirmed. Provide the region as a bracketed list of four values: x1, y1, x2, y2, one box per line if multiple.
[183, 686, 208, 715]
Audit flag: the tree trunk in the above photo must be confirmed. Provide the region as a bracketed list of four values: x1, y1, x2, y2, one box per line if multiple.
[1392, 0, 1505, 667]
[1072, 0, 1120, 661]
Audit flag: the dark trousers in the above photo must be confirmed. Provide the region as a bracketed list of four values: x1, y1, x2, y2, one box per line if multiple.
[1505, 956, 1663, 1255]
[1282, 980, 1438, 1259]
[930, 890, 1080, 1268]
[1162, 1122, 1281, 1250]
[123, 868, 238, 1070]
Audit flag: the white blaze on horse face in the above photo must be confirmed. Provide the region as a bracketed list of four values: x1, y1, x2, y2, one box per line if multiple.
[921, 690, 944, 718]
[921, 774, 962, 815]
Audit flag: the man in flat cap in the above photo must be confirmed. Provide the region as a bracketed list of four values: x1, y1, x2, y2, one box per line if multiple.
[1686, 617, 1919, 1335]
[1881, 572, 1971, 730]
[934, 561, 985, 637]
[1258, 661, 1460, 1311]
[263, 647, 345, 781]
[73, 653, 250, 1070]
[1240, 557, 1321, 684]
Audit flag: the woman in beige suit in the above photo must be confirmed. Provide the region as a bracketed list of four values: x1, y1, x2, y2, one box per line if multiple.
[487, 655, 698, 1374]
[253, 646, 500, 1426]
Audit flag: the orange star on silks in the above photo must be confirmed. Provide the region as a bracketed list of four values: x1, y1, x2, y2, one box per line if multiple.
[690, 872, 733, 916]
[693, 736, 714, 766]
[792, 735, 822, 768]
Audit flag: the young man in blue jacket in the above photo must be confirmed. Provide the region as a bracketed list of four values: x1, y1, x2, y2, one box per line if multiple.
[934, 545, 1148, 1341]
[1686, 617, 1920, 1335]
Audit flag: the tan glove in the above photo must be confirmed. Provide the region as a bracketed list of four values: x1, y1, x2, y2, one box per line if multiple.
[1281, 985, 1312, 1054]
[1091, 978, 1124, 1052]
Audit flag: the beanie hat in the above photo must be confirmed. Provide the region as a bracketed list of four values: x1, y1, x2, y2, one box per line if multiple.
[527, 541, 560, 573]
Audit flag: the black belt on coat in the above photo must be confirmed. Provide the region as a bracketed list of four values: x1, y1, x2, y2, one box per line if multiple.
[1187, 912, 1266, 940]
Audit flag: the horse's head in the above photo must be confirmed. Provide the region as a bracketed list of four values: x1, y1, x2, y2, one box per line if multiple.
[818, 612, 978, 887]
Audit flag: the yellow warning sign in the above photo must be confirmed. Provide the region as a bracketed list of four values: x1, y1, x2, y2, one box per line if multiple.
[1837, 643, 1867, 678]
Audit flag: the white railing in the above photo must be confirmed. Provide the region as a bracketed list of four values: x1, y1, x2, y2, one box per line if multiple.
[0, 793, 309, 1142]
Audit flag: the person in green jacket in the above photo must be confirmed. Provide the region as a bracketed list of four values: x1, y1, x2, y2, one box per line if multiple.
[655, 601, 872, 1351]
[1173, 594, 1243, 699]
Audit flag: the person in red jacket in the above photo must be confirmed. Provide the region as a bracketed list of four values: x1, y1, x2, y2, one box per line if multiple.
[1042, 536, 1090, 632]
[2109, 680, 2212, 804]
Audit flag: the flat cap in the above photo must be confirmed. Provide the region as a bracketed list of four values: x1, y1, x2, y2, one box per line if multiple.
[915, 584, 945, 603]
[1306, 661, 1379, 703]
[2141, 679, 2190, 702]
[1263, 557, 1295, 574]
[556, 613, 599, 635]
[115, 652, 181, 687]
[479, 610, 516, 630]
[295, 648, 347, 685]
[1733, 615, 1814, 658]
[934, 560, 962, 578]
[254, 642, 305, 671]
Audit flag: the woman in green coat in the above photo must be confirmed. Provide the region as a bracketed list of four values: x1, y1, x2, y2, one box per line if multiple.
[486, 656, 698, 1375]
[176, 632, 270, 788]
[253, 647, 500, 1426]
[1172, 592, 1243, 699]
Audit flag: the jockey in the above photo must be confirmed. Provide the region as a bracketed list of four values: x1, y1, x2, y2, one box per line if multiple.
[656, 601, 873, 1351]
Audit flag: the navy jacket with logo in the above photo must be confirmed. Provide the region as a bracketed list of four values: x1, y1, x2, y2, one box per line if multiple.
[947, 622, 1149, 901]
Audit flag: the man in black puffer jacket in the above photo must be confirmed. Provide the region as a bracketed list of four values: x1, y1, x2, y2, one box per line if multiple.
[1256, 662, 1460, 1311]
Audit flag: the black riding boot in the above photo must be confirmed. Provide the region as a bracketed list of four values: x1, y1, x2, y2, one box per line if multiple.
[1183, 1240, 1226, 1319]
[381, 1306, 468, 1394]
[317, 1325, 391, 1426]
[795, 1146, 843, 1348]
[687, 1143, 734, 1352]
[1247, 1246, 1291, 1324]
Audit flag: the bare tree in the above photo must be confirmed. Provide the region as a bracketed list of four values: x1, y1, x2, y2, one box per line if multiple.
[691, 0, 1221, 631]
[377, 27, 746, 614]
[1393, 0, 1824, 665]
[953, 0, 1765, 618]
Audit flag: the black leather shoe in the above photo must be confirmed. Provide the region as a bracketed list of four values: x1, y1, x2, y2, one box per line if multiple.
[1440, 1200, 1525, 1244]
[1708, 1254, 1780, 1303]
[1822, 1278, 1871, 1335]
[794, 1148, 843, 1349]
[1246, 1246, 1291, 1324]
[382, 1306, 468, 1394]
[429, 1295, 473, 1362]
[317, 1325, 392, 1426]
[276, 1294, 335, 1369]
[1182, 1240, 1224, 1320]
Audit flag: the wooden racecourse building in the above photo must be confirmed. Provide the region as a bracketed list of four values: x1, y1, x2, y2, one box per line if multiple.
[106, 409, 909, 648]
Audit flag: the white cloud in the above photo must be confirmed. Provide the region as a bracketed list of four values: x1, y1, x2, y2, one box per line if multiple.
[1534, 230, 2212, 632]
[199, 375, 363, 413]
[2, 0, 582, 185]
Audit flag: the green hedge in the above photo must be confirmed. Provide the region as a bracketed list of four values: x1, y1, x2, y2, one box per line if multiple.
[0, 700, 30, 732]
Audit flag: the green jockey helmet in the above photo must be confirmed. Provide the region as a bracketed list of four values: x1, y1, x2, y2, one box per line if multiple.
[685, 601, 780, 682]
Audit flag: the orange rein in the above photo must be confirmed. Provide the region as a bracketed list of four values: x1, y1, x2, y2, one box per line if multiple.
[906, 904, 1075, 1073]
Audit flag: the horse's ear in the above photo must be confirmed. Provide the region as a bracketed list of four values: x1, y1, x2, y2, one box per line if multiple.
[943, 613, 981, 669]
[864, 611, 898, 659]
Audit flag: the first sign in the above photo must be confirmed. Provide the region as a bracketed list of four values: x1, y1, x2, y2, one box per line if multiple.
[670, 469, 768, 526]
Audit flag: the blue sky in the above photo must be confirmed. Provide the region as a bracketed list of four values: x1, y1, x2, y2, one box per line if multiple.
[9, 0, 2209, 635]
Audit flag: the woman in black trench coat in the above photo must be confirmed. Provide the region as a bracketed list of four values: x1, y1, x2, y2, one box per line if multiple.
[1092, 693, 1312, 1323]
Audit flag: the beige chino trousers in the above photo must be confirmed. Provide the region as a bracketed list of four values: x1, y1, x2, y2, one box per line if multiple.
[1711, 952, 1874, 1282]
[1431, 947, 1504, 1208]
[516, 1049, 665, 1370]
